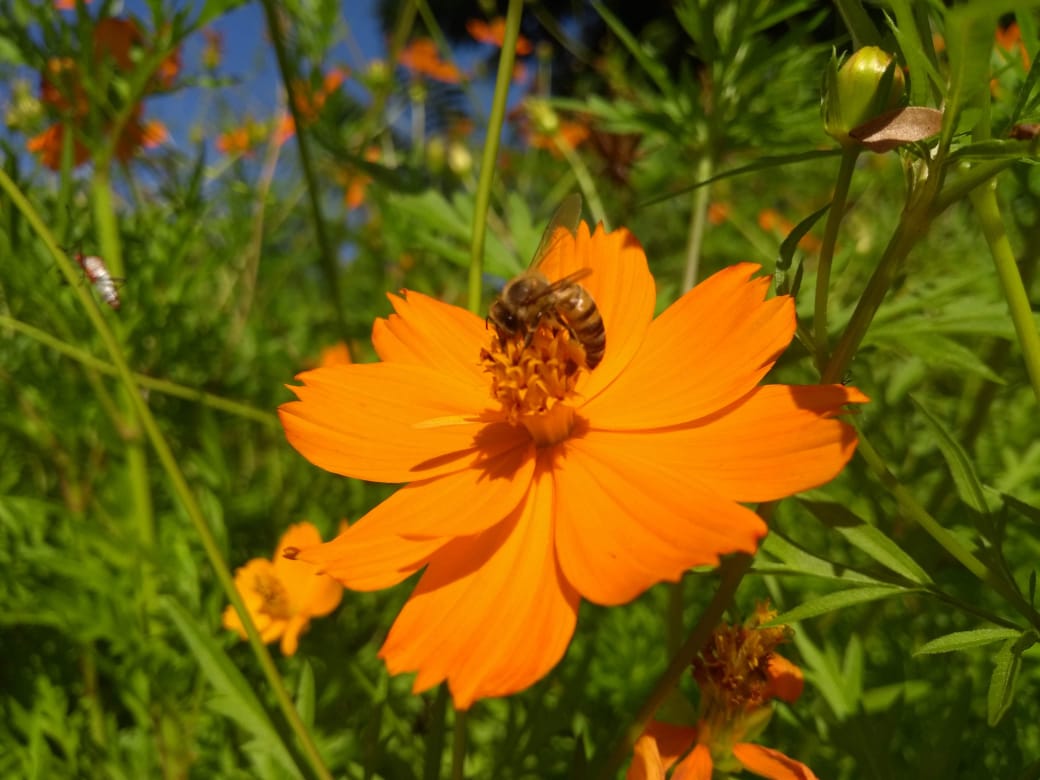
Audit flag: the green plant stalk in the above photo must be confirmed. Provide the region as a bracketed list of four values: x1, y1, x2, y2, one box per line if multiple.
[556, 139, 607, 228]
[0, 315, 276, 424]
[452, 708, 468, 780]
[969, 182, 1040, 405]
[359, 0, 417, 138]
[597, 552, 756, 778]
[423, 686, 448, 780]
[261, 0, 348, 341]
[814, 148, 860, 370]
[855, 430, 1040, 630]
[821, 198, 932, 384]
[466, 0, 524, 315]
[0, 169, 332, 780]
[680, 154, 713, 292]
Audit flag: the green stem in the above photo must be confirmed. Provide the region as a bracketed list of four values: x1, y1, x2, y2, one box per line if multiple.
[855, 430, 1040, 630]
[680, 155, 713, 292]
[466, 0, 524, 315]
[0, 315, 276, 424]
[814, 148, 860, 370]
[451, 707, 468, 780]
[260, 0, 348, 341]
[969, 182, 1040, 405]
[556, 139, 608, 228]
[821, 201, 932, 384]
[0, 170, 333, 780]
[423, 686, 448, 780]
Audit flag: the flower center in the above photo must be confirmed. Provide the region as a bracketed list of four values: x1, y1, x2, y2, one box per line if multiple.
[481, 321, 588, 446]
[250, 566, 293, 620]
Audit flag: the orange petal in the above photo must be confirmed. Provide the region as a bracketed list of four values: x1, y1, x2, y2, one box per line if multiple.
[626, 734, 666, 780]
[378, 457, 580, 709]
[642, 721, 699, 771]
[732, 743, 819, 780]
[766, 654, 804, 703]
[280, 362, 512, 483]
[656, 384, 866, 502]
[279, 614, 308, 656]
[583, 264, 795, 429]
[296, 506, 446, 590]
[554, 431, 766, 605]
[535, 222, 656, 400]
[673, 743, 713, 780]
[372, 290, 489, 386]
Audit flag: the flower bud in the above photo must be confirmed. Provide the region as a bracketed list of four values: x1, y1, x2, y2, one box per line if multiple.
[823, 46, 906, 147]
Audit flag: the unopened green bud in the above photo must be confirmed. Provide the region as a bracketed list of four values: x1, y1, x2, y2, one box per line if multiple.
[527, 98, 559, 135]
[447, 141, 472, 176]
[823, 46, 906, 147]
[426, 136, 446, 174]
[364, 60, 391, 91]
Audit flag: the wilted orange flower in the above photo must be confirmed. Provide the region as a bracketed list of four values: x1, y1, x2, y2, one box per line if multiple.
[629, 605, 816, 780]
[29, 16, 179, 170]
[280, 220, 865, 708]
[467, 17, 533, 55]
[399, 38, 462, 84]
[223, 522, 344, 656]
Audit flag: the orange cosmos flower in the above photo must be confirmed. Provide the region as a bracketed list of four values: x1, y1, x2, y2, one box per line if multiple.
[629, 605, 816, 780]
[223, 522, 344, 656]
[467, 17, 533, 55]
[279, 220, 866, 709]
[399, 38, 462, 84]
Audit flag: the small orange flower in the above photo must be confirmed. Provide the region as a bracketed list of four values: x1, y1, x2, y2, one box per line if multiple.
[995, 22, 1031, 69]
[280, 221, 866, 708]
[55, 0, 92, 9]
[223, 522, 344, 656]
[629, 606, 816, 780]
[399, 38, 462, 84]
[707, 202, 730, 226]
[466, 17, 533, 55]
[338, 146, 381, 210]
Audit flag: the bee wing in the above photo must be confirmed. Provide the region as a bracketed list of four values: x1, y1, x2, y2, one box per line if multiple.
[529, 193, 583, 270]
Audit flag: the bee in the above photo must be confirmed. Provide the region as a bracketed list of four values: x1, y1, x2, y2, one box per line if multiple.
[487, 194, 606, 369]
[74, 250, 121, 310]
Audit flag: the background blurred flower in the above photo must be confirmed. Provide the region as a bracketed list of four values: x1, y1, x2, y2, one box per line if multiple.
[280, 221, 865, 708]
[223, 522, 343, 656]
[28, 15, 179, 169]
[467, 17, 533, 55]
[399, 38, 462, 84]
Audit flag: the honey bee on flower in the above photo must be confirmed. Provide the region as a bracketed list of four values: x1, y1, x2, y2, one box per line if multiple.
[279, 206, 867, 709]
[486, 194, 606, 373]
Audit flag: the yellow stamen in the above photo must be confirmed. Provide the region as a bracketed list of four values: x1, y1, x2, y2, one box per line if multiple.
[481, 321, 587, 446]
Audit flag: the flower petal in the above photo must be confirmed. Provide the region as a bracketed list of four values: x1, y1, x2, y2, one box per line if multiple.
[372, 290, 489, 387]
[280, 362, 519, 483]
[296, 442, 533, 589]
[627, 734, 666, 780]
[378, 456, 580, 709]
[673, 743, 713, 780]
[732, 743, 819, 780]
[655, 384, 866, 502]
[767, 654, 805, 703]
[643, 721, 700, 771]
[583, 264, 795, 429]
[554, 431, 766, 605]
[535, 222, 656, 398]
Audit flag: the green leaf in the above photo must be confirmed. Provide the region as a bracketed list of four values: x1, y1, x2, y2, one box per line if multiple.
[771, 585, 912, 624]
[911, 394, 992, 513]
[988, 637, 1023, 725]
[162, 598, 299, 776]
[801, 500, 934, 585]
[776, 202, 829, 297]
[915, 628, 1025, 655]
[592, 2, 672, 95]
[757, 532, 886, 585]
[943, 5, 1004, 146]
